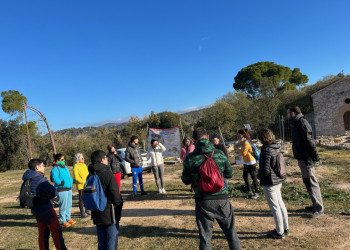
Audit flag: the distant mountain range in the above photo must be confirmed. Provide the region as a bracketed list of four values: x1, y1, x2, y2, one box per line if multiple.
[56, 107, 208, 136]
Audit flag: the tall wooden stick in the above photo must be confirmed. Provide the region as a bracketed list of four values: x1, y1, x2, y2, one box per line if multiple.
[23, 103, 33, 159]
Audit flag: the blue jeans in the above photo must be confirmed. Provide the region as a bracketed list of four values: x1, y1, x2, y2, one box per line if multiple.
[132, 166, 144, 194]
[57, 189, 72, 223]
[96, 222, 120, 250]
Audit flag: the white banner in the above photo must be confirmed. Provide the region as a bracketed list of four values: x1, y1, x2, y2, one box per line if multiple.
[148, 127, 181, 157]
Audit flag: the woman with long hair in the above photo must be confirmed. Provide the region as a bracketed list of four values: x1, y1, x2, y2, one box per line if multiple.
[237, 129, 259, 199]
[180, 137, 195, 161]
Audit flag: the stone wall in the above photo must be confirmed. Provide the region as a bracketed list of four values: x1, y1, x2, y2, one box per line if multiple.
[312, 78, 350, 136]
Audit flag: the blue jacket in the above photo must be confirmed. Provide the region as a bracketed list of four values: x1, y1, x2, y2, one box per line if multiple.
[51, 165, 73, 192]
[22, 170, 57, 215]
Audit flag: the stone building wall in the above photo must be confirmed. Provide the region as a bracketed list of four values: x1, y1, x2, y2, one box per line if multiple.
[312, 78, 350, 136]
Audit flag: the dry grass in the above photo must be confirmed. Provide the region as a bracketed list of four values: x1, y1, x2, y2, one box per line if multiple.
[0, 148, 349, 249]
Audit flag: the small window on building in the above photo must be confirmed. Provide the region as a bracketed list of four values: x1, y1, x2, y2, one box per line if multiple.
[345, 98, 350, 104]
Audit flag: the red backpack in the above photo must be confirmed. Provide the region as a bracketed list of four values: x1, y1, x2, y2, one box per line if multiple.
[195, 151, 224, 193]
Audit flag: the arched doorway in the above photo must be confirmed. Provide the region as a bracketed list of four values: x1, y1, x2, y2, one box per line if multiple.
[344, 111, 350, 131]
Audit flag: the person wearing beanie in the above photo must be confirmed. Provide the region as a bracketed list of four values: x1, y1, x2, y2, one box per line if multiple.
[125, 135, 147, 198]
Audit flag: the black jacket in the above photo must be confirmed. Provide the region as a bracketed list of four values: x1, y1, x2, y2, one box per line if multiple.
[257, 143, 285, 186]
[125, 142, 143, 168]
[290, 113, 319, 161]
[88, 163, 123, 225]
[107, 152, 123, 174]
[213, 143, 228, 158]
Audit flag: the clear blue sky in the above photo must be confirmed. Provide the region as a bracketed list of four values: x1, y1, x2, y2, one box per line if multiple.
[0, 0, 349, 131]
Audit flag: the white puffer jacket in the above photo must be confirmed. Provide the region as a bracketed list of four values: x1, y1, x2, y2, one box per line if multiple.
[147, 143, 166, 167]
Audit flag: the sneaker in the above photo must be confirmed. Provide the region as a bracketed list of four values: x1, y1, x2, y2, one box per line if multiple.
[85, 210, 91, 215]
[141, 191, 148, 196]
[284, 229, 290, 235]
[68, 219, 76, 225]
[251, 193, 259, 200]
[161, 188, 166, 194]
[267, 229, 285, 239]
[62, 222, 71, 228]
[247, 191, 254, 196]
[310, 211, 324, 218]
[81, 213, 89, 218]
[132, 194, 137, 199]
[159, 189, 163, 194]
[305, 206, 314, 212]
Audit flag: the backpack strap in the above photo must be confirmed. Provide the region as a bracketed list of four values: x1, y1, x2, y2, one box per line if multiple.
[203, 151, 215, 159]
[246, 141, 254, 157]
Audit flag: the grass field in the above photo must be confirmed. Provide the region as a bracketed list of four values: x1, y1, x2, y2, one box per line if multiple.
[0, 147, 349, 249]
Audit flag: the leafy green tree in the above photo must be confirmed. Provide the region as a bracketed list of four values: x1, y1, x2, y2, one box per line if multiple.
[148, 111, 160, 128]
[158, 111, 181, 129]
[0, 119, 28, 171]
[233, 61, 308, 98]
[197, 100, 237, 140]
[1, 90, 27, 118]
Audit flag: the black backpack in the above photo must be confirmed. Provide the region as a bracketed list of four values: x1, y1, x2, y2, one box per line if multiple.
[19, 179, 35, 209]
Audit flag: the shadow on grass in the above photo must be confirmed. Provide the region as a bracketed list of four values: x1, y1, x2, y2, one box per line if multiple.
[0, 214, 36, 227]
[235, 209, 310, 218]
[71, 224, 264, 240]
[122, 191, 193, 202]
[122, 208, 194, 217]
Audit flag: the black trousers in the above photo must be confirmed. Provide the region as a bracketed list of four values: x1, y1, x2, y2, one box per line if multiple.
[243, 164, 258, 193]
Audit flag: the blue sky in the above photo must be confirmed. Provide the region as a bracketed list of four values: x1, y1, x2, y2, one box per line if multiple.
[0, 0, 349, 131]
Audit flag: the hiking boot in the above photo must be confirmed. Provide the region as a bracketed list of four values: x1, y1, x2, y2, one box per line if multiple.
[251, 193, 259, 200]
[68, 219, 76, 225]
[267, 229, 285, 239]
[284, 229, 290, 235]
[305, 206, 314, 212]
[246, 191, 254, 197]
[310, 211, 324, 218]
[141, 191, 148, 196]
[62, 222, 71, 228]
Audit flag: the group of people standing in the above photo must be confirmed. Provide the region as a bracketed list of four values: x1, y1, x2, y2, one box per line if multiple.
[181, 105, 324, 249]
[23, 105, 324, 250]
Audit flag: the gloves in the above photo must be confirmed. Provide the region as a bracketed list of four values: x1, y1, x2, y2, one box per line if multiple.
[60, 180, 65, 186]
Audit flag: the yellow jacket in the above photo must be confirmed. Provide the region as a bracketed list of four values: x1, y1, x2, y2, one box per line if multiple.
[239, 140, 256, 164]
[73, 162, 89, 190]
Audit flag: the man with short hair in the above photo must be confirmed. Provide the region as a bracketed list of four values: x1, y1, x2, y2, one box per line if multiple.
[22, 159, 67, 250]
[125, 135, 147, 198]
[89, 150, 123, 249]
[288, 106, 324, 218]
[182, 127, 241, 250]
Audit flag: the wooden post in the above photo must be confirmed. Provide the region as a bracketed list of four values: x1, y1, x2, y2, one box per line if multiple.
[26, 105, 57, 154]
[218, 126, 225, 145]
[179, 119, 185, 139]
[23, 103, 33, 159]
